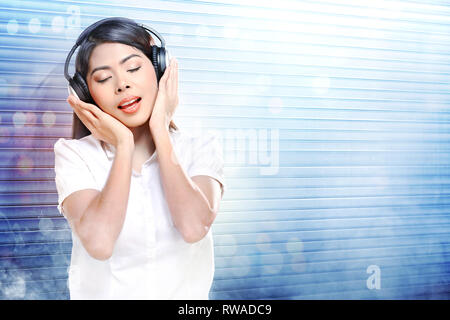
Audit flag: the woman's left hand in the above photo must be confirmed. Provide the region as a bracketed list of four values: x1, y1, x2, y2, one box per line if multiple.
[149, 57, 179, 130]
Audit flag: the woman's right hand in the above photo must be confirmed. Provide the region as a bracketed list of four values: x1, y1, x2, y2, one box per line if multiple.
[67, 95, 134, 149]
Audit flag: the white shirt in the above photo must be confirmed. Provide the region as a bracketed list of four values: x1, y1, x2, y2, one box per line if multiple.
[54, 128, 226, 300]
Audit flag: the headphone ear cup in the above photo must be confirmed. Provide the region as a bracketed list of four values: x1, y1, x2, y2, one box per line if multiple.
[151, 45, 161, 82]
[159, 47, 167, 75]
[70, 72, 93, 103]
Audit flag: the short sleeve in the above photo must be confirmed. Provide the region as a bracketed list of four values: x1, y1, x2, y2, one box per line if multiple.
[187, 132, 227, 199]
[54, 138, 100, 217]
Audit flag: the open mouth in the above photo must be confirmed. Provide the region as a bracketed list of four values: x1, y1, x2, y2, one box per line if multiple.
[118, 97, 142, 109]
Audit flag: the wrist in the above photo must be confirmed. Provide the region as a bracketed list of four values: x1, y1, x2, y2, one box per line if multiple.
[149, 116, 169, 132]
[116, 136, 134, 152]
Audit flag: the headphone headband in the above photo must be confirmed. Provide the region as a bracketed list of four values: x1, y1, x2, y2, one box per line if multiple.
[64, 17, 166, 82]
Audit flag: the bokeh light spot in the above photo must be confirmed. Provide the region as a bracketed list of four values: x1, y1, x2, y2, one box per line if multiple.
[42, 111, 56, 127]
[261, 251, 284, 275]
[7, 19, 19, 34]
[51, 16, 65, 33]
[286, 236, 304, 254]
[230, 255, 251, 277]
[256, 233, 273, 252]
[28, 18, 41, 33]
[16, 155, 34, 176]
[12, 112, 26, 128]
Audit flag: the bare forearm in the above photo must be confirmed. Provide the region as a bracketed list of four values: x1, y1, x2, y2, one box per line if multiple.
[151, 125, 214, 243]
[79, 140, 134, 257]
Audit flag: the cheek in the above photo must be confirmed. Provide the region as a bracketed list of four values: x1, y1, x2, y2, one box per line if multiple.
[141, 65, 157, 87]
[89, 83, 113, 110]
[137, 76, 151, 90]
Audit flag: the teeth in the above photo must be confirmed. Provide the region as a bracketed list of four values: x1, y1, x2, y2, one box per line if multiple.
[120, 98, 139, 108]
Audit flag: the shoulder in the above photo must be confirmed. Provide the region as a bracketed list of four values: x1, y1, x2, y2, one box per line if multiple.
[54, 134, 100, 158]
[170, 128, 224, 172]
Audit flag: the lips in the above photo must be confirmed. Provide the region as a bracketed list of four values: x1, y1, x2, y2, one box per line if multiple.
[118, 96, 141, 109]
[119, 98, 142, 114]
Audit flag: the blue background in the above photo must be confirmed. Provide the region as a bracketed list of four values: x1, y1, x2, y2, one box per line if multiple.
[0, 0, 449, 299]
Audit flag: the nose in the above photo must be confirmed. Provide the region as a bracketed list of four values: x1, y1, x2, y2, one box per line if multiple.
[116, 80, 130, 94]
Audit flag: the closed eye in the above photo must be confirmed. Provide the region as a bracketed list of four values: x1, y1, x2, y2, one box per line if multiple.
[97, 77, 111, 84]
[96, 66, 141, 84]
[128, 66, 141, 73]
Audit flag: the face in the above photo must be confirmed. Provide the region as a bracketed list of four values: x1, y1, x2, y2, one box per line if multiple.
[86, 42, 157, 128]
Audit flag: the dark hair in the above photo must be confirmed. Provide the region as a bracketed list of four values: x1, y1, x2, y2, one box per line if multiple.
[71, 18, 178, 139]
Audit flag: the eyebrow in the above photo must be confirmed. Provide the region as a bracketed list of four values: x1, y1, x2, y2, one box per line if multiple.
[90, 54, 142, 77]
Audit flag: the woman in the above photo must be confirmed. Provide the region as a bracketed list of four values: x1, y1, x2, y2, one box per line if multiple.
[54, 17, 226, 299]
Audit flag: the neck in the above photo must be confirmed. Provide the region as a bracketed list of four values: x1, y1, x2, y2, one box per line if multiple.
[129, 123, 155, 157]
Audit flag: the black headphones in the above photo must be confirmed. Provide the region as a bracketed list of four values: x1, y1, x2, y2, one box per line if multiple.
[63, 17, 170, 105]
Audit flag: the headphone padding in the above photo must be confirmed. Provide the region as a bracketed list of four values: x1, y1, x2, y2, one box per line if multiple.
[159, 47, 167, 75]
[151, 45, 160, 81]
[71, 72, 92, 103]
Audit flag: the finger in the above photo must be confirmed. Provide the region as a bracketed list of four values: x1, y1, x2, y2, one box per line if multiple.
[67, 97, 97, 126]
[72, 97, 100, 119]
[70, 104, 95, 131]
[160, 66, 170, 81]
[174, 58, 178, 94]
[167, 62, 173, 91]
[67, 97, 82, 115]
[166, 61, 173, 84]
[169, 59, 178, 95]
[67, 95, 78, 108]
[167, 59, 176, 89]
[160, 65, 170, 84]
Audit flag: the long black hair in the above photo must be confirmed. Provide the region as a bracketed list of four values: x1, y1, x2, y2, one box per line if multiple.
[71, 18, 178, 139]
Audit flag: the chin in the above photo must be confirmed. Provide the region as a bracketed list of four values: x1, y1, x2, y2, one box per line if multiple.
[123, 117, 149, 128]
[122, 111, 152, 128]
